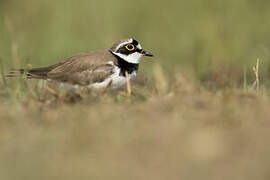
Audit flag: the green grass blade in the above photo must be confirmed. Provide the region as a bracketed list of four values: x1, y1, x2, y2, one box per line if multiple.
[0, 58, 7, 86]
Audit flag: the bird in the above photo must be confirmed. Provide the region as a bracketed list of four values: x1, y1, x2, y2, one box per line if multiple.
[6, 38, 154, 89]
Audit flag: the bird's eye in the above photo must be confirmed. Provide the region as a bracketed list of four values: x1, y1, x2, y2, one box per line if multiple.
[125, 44, 135, 51]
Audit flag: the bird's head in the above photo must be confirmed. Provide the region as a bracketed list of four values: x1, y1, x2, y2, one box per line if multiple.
[110, 38, 154, 64]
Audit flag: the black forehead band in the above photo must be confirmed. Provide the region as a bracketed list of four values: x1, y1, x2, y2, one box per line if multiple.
[132, 39, 139, 46]
[121, 40, 139, 47]
[115, 39, 141, 54]
[119, 40, 140, 49]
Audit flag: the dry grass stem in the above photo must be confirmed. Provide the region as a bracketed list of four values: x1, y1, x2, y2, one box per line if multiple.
[125, 71, 132, 96]
[153, 64, 168, 95]
[0, 59, 7, 86]
[252, 58, 260, 91]
[46, 86, 58, 97]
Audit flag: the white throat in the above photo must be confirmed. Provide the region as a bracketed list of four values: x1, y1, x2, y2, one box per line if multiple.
[112, 52, 142, 64]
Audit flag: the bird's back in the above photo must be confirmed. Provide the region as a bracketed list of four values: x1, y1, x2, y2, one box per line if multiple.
[7, 50, 118, 85]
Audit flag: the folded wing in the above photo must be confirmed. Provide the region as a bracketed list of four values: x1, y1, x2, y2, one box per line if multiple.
[6, 50, 116, 85]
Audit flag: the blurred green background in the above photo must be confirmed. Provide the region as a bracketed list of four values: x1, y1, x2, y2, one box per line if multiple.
[2, 2, 270, 180]
[1, 0, 270, 87]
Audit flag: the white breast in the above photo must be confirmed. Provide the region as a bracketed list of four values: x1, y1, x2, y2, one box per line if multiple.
[90, 64, 136, 89]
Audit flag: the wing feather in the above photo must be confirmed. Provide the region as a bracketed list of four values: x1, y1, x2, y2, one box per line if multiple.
[47, 50, 117, 85]
[6, 50, 117, 85]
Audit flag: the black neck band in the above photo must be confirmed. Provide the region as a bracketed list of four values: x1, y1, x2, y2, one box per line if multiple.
[109, 50, 139, 76]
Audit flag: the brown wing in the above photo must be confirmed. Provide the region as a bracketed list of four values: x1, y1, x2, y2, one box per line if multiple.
[47, 50, 117, 85]
[53, 63, 115, 85]
[7, 50, 118, 85]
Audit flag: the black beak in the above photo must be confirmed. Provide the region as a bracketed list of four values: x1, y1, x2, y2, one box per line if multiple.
[141, 50, 154, 57]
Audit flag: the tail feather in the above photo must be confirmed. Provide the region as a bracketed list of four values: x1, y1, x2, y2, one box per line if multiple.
[5, 67, 53, 79]
[5, 69, 25, 78]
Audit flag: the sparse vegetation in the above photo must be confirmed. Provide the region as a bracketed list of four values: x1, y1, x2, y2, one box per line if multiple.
[1, 0, 270, 180]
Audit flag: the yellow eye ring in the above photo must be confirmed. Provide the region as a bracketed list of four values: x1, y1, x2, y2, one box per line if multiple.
[125, 44, 135, 51]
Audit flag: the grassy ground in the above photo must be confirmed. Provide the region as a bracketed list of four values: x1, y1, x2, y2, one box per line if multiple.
[1, 0, 270, 179]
